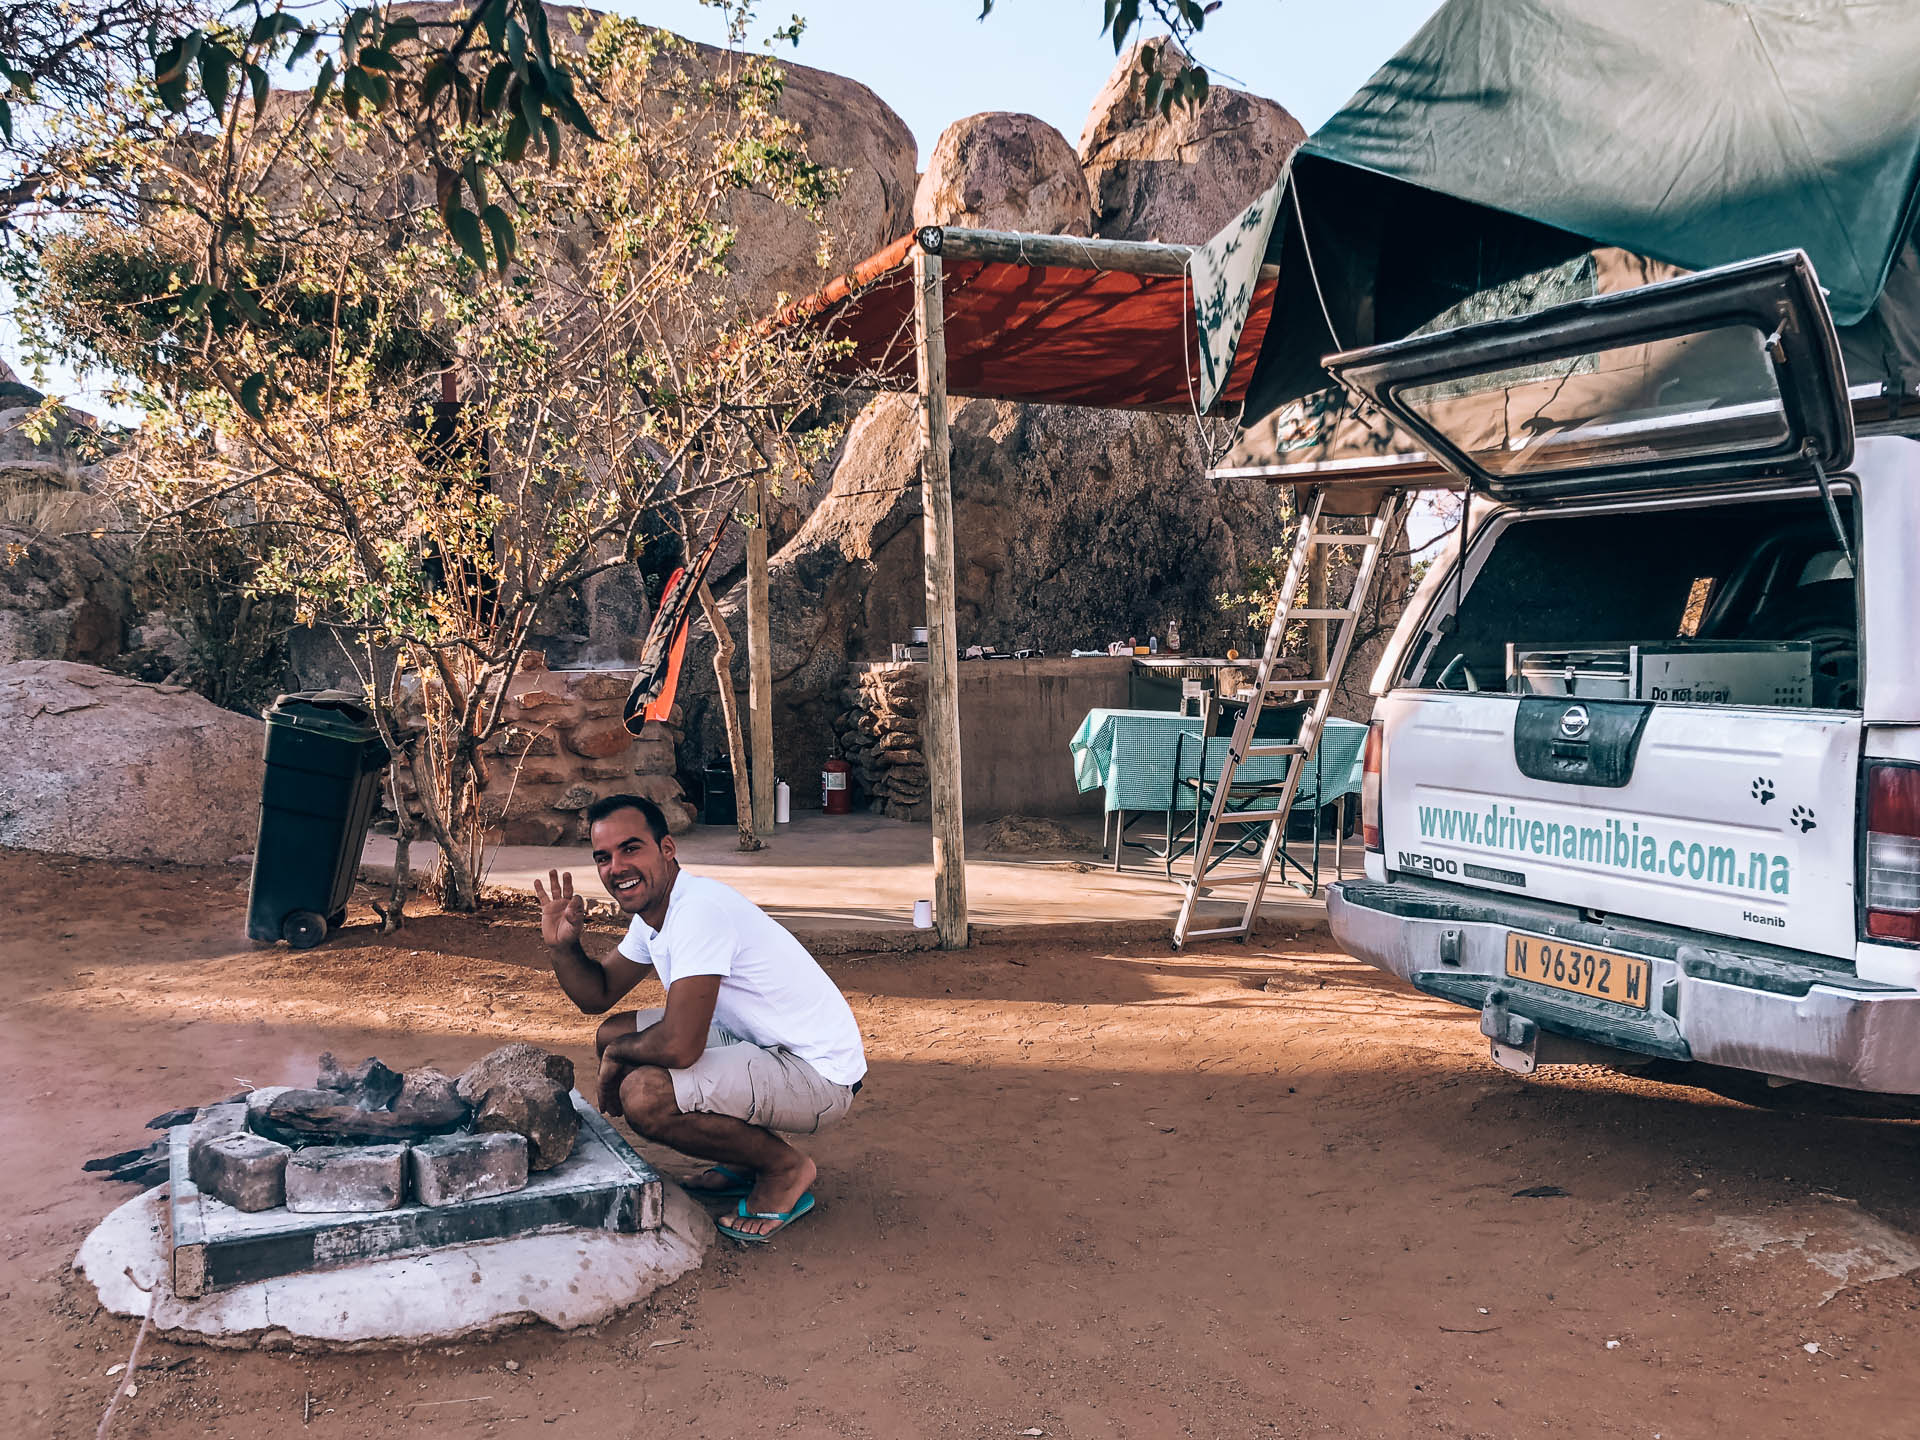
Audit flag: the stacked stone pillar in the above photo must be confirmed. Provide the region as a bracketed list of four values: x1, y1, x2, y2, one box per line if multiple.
[832, 661, 931, 821]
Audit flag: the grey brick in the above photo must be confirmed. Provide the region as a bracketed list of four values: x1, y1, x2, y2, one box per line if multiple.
[192, 1132, 291, 1212]
[284, 1143, 409, 1213]
[409, 1132, 528, 1207]
[185, 1102, 248, 1155]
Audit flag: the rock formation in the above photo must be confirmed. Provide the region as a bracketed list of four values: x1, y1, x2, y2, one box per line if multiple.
[913, 112, 1093, 235]
[1079, 40, 1305, 244]
[833, 662, 929, 820]
[671, 52, 1307, 805]
[0, 660, 264, 865]
[0, 525, 127, 668]
[683, 392, 1290, 806]
[394, 4, 918, 315]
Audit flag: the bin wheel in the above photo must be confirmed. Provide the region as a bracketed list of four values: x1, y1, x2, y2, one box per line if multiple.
[282, 910, 329, 950]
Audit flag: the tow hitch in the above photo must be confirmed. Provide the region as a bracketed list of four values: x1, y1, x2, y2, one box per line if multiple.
[1480, 989, 1539, 1074]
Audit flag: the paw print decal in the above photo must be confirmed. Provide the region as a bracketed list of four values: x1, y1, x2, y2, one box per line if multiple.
[1790, 805, 1817, 833]
[1752, 777, 1775, 805]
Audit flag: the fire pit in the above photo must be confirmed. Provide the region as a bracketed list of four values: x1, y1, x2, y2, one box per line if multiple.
[163, 1049, 662, 1299]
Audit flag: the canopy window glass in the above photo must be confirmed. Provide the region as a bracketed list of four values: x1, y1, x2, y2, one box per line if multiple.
[1396, 325, 1790, 479]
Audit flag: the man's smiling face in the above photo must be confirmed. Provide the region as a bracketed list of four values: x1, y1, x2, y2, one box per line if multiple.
[590, 806, 678, 917]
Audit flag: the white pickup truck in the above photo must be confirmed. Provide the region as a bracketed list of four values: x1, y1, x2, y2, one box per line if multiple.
[1322, 251, 1920, 1095]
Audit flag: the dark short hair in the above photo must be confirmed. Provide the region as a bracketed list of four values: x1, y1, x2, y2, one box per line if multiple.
[584, 793, 669, 842]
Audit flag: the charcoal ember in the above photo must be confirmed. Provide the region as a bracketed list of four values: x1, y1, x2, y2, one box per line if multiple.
[456, 1044, 578, 1171]
[254, 1088, 469, 1146]
[315, 1053, 404, 1110]
[82, 1140, 169, 1185]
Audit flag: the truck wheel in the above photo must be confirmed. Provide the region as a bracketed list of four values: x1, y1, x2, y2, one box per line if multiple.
[281, 910, 329, 950]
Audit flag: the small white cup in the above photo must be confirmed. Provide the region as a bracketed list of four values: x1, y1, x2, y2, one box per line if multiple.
[912, 899, 934, 929]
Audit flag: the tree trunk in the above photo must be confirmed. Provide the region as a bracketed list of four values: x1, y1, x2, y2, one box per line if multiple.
[409, 744, 479, 910]
[698, 581, 761, 852]
[375, 758, 414, 933]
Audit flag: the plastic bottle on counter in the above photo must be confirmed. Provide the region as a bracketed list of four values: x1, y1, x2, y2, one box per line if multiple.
[1166, 617, 1181, 652]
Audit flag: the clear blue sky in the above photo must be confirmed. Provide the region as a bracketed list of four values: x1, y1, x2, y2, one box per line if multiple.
[617, 0, 1447, 162]
[6, 0, 1446, 415]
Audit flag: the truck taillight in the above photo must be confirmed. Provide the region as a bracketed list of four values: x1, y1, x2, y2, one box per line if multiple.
[1362, 720, 1384, 853]
[1866, 762, 1920, 942]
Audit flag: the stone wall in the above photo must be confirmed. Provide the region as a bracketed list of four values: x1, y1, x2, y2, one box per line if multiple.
[387, 656, 693, 846]
[832, 663, 928, 820]
[832, 655, 1137, 821]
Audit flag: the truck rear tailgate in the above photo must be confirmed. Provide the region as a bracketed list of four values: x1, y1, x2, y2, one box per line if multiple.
[1380, 692, 1861, 958]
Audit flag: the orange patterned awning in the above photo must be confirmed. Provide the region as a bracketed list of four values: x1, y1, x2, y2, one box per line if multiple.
[793, 233, 1276, 414]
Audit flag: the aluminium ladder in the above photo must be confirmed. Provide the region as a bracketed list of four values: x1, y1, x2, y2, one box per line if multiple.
[1172, 485, 1407, 947]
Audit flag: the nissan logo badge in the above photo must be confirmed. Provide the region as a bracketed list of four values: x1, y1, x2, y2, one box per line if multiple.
[1558, 704, 1591, 740]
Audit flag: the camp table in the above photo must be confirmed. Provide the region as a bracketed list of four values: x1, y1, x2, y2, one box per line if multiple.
[1068, 709, 1367, 885]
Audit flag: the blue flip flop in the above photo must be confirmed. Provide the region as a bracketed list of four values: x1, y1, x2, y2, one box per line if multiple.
[716, 1191, 817, 1245]
[684, 1164, 755, 1200]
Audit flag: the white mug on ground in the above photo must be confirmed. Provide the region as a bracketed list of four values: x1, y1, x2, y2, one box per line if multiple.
[912, 899, 934, 929]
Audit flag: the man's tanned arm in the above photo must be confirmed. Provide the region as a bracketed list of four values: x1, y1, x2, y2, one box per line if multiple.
[602, 975, 721, 1070]
[536, 870, 648, 1015]
[594, 975, 721, 1112]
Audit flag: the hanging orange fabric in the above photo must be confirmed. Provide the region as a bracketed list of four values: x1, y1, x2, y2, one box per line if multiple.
[623, 517, 730, 735]
[643, 579, 690, 725]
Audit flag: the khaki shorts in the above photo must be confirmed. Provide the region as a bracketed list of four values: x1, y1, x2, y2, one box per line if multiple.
[630, 1009, 858, 1135]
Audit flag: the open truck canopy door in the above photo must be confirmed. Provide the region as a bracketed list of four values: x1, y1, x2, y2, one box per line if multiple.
[1321, 252, 1875, 963]
[1323, 252, 1855, 503]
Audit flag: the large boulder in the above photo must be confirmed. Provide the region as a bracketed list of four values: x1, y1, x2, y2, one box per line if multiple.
[394, 5, 917, 314]
[913, 112, 1093, 235]
[680, 394, 1290, 802]
[707, 43, 917, 308]
[0, 661, 262, 865]
[0, 525, 127, 666]
[1078, 40, 1305, 244]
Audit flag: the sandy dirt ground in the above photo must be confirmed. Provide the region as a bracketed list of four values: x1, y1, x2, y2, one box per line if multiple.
[6, 848, 1920, 1440]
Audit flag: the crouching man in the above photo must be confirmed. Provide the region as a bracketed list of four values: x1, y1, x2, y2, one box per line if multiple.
[534, 794, 867, 1243]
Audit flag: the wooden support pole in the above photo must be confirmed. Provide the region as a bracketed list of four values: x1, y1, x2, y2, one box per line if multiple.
[746, 468, 776, 833]
[913, 246, 969, 949]
[698, 581, 760, 852]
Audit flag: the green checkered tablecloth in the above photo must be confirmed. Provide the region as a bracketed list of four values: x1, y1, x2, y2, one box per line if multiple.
[1068, 709, 1368, 815]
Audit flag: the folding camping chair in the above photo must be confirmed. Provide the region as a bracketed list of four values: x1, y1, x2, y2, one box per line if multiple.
[1160, 693, 1336, 894]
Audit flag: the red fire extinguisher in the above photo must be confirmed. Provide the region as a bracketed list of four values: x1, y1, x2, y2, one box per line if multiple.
[822, 754, 852, 814]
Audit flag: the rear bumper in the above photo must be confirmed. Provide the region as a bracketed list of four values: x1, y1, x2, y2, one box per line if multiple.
[1327, 877, 1920, 1095]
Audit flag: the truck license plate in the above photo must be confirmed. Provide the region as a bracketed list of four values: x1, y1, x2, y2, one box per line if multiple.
[1504, 931, 1650, 1010]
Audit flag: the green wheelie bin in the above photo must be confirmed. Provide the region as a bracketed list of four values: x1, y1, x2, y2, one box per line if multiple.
[246, 690, 390, 949]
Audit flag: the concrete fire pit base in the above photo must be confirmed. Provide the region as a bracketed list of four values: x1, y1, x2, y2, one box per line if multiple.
[74, 1181, 713, 1350]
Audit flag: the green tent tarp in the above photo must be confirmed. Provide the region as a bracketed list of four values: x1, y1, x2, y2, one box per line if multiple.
[1222, 0, 1920, 467]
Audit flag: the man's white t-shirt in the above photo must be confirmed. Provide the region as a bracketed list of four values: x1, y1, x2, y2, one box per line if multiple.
[617, 872, 867, 1087]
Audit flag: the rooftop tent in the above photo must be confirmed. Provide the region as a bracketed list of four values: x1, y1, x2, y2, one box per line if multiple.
[1219, 0, 1920, 472]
